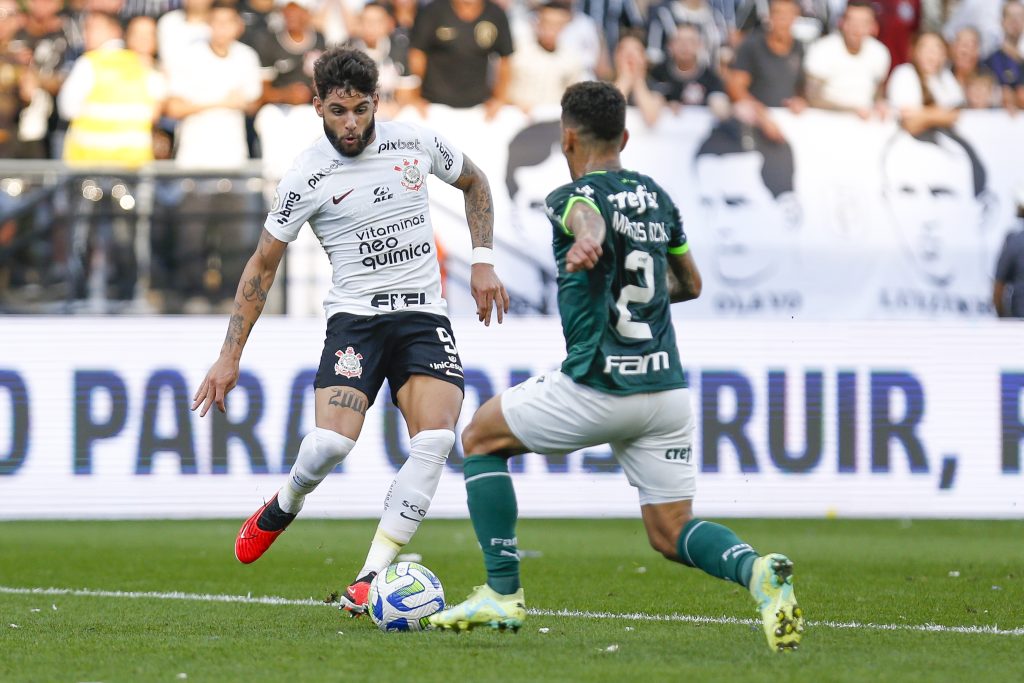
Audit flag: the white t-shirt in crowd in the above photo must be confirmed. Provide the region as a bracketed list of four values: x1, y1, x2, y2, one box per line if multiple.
[804, 33, 891, 110]
[265, 120, 465, 319]
[886, 62, 965, 110]
[168, 41, 263, 169]
[508, 22, 584, 110]
[157, 10, 212, 66]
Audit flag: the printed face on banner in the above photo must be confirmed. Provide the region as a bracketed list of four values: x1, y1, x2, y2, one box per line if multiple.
[881, 132, 989, 286]
[696, 151, 801, 285]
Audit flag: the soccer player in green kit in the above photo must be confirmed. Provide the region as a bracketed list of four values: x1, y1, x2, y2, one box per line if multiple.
[429, 81, 804, 652]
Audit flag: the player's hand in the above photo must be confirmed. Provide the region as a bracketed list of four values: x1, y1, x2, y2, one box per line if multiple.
[566, 235, 603, 272]
[470, 263, 510, 326]
[191, 355, 240, 417]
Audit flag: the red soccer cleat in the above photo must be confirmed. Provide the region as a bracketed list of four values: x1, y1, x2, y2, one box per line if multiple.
[234, 494, 290, 564]
[338, 572, 377, 616]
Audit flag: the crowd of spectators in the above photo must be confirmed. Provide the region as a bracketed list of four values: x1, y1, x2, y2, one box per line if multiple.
[2, 0, 1023, 163]
[1, 0, 1023, 312]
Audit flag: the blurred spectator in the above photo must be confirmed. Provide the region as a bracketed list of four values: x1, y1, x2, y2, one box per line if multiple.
[251, 0, 324, 174]
[58, 10, 163, 166]
[649, 22, 729, 109]
[614, 32, 666, 125]
[408, 0, 514, 117]
[57, 10, 164, 304]
[558, 2, 608, 79]
[163, 0, 261, 312]
[15, 0, 80, 158]
[0, 0, 37, 158]
[166, 0, 260, 167]
[871, 0, 920, 68]
[392, 0, 417, 31]
[993, 186, 1024, 317]
[984, 0, 1024, 111]
[126, 14, 173, 158]
[251, 0, 325, 108]
[578, 0, 644, 58]
[122, 0, 182, 19]
[726, 0, 806, 141]
[157, 0, 213, 65]
[886, 31, 962, 136]
[942, 0, 1002, 58]
[804, 0, 890, 118]
[950, 26, 1000, 109]
[648, 0, 724, 68]
[240, 0, 277, 46]
[508, 0, 583, 113]
[345, 1, 412, 115]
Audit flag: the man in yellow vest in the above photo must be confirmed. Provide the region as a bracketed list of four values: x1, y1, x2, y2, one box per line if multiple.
[58, 11, 162, 167]
[57, 11, 164, 306]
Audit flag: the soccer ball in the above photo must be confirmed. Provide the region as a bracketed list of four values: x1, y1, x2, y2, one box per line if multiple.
[368, 561, 445, 632]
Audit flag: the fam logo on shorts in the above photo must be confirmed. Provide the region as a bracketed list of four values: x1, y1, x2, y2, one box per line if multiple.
[334, 346, 364, 378]
[394, 159, 424, 191]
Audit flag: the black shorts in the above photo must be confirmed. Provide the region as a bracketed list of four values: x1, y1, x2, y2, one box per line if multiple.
[314, 311, 465, 407]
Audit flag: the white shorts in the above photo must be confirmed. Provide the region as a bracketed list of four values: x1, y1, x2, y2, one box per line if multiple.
[500, 371, 696, 505]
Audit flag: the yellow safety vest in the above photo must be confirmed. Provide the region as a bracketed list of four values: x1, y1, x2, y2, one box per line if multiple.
[64, 48, 155, 168]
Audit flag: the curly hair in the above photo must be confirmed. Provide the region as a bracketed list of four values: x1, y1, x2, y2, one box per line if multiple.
[560, 81, 626, 143]
[313, 47, 379, 99]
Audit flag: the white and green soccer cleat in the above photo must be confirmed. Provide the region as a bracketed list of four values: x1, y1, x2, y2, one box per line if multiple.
[428, 584, 527, 632]
[748, 553, 805, 652]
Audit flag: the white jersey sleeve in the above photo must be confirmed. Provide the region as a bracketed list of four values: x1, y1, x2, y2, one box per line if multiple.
[265, 165, 319, 243]
[420, 125, 465, 185]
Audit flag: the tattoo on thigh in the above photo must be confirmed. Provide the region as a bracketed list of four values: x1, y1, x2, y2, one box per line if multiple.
[328, 388, 368, 415]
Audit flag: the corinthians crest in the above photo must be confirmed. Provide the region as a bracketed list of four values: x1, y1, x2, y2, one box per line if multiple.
[334, 346, 364, 378]
[394, 158, 423, 191]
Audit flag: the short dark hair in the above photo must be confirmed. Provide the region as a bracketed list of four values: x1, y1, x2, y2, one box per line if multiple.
[313, 47, 379, 99]
[844, 0, 875, 15]
[695, 122, 795, 197]
[363, 0, 395, 17]
[560, 81, 626, 143]
[209, 0, 238, 11]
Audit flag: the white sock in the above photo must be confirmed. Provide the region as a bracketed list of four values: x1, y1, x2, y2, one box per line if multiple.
[357, 429, 454, 577]
[278, 427, 355, 515]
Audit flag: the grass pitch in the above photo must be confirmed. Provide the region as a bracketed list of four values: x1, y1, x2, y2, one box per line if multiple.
[2, 518, 1022, 682]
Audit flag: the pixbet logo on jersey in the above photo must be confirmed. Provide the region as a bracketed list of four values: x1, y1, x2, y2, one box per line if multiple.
[378, 139, 421, 154]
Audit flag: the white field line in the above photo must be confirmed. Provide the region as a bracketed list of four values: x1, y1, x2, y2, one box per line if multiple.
[2, 585, 1022, 637]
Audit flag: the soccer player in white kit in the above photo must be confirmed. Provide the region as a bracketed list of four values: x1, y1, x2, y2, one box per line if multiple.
[191, 47, 510, 615]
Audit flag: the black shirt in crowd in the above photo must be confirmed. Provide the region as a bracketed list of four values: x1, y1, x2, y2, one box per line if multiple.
[410, 0, 514, 108]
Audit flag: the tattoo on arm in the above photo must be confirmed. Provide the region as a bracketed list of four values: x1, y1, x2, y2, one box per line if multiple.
[328, 388, 368, 416]
[242, 274, 268, 303]
[454, 156, 494, 249]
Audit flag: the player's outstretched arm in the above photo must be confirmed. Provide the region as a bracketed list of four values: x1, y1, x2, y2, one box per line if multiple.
[667, 250, 702, 303]
[564, 202, 606, 273]
[192, 229, 288, 416]
[452, 154, 510, 325]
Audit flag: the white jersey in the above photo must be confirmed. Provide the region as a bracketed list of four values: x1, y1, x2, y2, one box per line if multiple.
[264, 120, 465, 318]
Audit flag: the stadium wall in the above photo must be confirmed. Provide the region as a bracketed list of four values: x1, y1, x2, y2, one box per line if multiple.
[2, 317, 1022, 519]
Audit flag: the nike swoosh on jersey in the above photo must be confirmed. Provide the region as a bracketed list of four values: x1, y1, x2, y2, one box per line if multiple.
[332, 189, 355, 204]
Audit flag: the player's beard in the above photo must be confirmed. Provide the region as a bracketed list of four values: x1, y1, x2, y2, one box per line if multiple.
[325, 117, 376, 158]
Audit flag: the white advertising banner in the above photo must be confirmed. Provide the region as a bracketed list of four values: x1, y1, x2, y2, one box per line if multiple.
[1, 317, 1022, 519]
[271, 105, 1024, 320]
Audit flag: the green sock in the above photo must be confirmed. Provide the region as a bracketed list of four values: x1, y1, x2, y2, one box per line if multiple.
[677, 519, 758, 587]
[464, 454, 520, 595]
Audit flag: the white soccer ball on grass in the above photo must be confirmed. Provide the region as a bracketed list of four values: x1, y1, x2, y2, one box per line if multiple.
[368, 561, 445, 632]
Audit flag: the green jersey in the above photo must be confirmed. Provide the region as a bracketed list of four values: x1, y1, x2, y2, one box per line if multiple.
[544, 169, 689, 395]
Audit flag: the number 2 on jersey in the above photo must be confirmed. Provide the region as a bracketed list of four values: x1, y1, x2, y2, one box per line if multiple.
[615, 250, 654, 340]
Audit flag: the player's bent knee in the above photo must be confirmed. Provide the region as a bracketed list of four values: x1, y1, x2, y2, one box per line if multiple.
[410, 428, 456, 465]
[314, 427, 355, 465]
